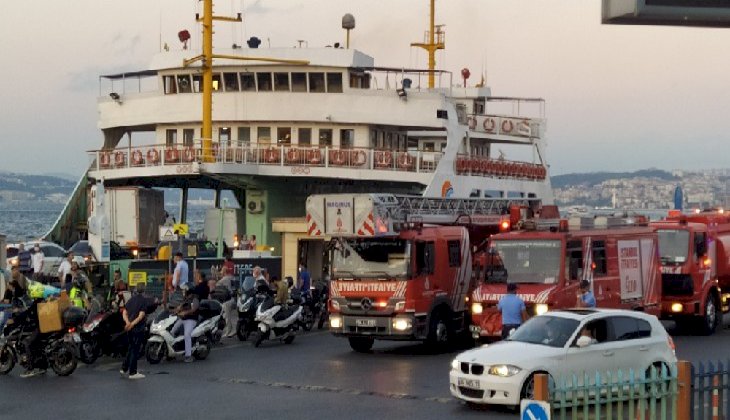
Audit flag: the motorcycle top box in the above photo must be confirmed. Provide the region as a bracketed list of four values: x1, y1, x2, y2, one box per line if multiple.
[63, 307, 86, 329]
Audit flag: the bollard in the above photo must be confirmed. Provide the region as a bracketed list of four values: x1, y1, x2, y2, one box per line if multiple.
[712, 375, 720, 420]
[677, 361, 692, 420]
[534, 373, 549, 402]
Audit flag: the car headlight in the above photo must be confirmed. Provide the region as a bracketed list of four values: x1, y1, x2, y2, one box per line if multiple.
[392, 318, 411, 331]
[329, 316, 342, 329]
[471, 302, 483, 315]
[534, 304, 549, 316]
[9, 257, 18, 266]
[488, 364, 522, 377]
[451, 359, 460, 371]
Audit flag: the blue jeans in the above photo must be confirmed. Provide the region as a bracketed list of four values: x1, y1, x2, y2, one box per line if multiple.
[171, 319, 196, 358]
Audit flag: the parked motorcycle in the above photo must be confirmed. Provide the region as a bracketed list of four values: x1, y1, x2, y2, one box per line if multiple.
[0, 304, 82, 377]
[251, 296, 303, 347]
[236, 279, 272, 341]
[144, 299, 221, 364]
[312, 282, 330, 330]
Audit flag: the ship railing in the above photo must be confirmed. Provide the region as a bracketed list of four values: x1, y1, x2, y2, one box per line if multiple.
[454, 154, 548, 181]
[88, 143, 443, 174]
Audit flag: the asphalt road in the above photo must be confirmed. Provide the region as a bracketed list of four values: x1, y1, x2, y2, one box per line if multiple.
[1, 316, 729, 420]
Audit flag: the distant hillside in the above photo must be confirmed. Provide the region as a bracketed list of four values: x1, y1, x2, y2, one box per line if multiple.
[0, 172, 75, 197]
[551, 169, 677, 188]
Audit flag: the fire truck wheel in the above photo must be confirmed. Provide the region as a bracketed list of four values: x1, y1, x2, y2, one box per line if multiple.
[426, 310, 452, 350]
[699, 294, 720, 335]
[348, 337, 374, 353]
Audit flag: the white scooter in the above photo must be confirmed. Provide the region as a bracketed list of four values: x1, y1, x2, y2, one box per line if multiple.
[145, 300, 222, 364]
[251, 296, 303, 347]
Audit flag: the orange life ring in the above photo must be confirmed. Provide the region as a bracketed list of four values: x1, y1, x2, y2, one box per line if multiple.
[265, 148, 280, 164]
[483, 117, 496, 132]
[166, 148, 180, 163]
[397, 153, 415, 170]
[183, 147, 195, 162]
[131, 150, 144, 165]
[100, 152, 111, 168]
[501, 119, 514, 134]
[455, 157, 468, 174]
[538, 166, 547, 179]
[469, 159, 481, 174]
[114, 151, 125, 166]
[329, 150, 346, 166]
[485, 160, 497, 176]
[467, 117, 477, 130]
[374, 151, 393, 168]
[480, 159, 490, 174]
[306, 149, 322, 164]
[147, 149, 160, 164]
[286, 148, 301, 164]
[349, 150, 367, 166]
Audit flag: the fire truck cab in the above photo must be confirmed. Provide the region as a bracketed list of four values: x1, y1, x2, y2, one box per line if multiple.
[470, 216, 663, 341]
[651, 209, 730, 335]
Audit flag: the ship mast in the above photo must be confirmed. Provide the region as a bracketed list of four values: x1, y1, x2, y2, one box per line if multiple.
[183, 0, 309, 162]
[411, 0, 445, 89]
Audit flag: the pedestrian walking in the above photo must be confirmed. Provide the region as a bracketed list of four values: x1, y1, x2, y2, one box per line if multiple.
[497, 283, 528, 339]
[120, 283, 149, 379]
[31, 244, 44, 282]
[17, 244, 32, 277]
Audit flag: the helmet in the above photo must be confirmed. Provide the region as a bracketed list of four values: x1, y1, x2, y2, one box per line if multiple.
[29, 282, 44, 299]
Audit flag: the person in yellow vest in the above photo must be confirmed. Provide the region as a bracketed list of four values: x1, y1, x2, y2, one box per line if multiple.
[69, 263, 90, 309]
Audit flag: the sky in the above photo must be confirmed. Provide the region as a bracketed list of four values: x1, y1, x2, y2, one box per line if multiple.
[1, 0, 729, 177]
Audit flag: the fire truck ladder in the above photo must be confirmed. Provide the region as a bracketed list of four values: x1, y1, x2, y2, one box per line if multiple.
[370, 194, 541, 225]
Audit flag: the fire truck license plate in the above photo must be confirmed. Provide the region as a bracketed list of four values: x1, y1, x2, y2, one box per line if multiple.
[356, 319, 376, 327]
[458, 378, 481, 389]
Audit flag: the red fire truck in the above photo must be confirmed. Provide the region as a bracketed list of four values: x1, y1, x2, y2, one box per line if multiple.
[305, 193, 539, 352]
[469, 215, 663, 341]
[651, 209, 730, 335]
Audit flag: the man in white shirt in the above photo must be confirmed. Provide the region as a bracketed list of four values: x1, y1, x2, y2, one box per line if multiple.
[58, 252, 74, 289]
[172, 252, 189, 290]
[31, 244, 44, 281]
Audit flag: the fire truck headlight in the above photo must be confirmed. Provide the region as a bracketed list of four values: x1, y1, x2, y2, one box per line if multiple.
[535, 304, 549, 316]
[392, 318, 412, 331]
[329, 316, 342, 329]
[471, 303, 483, 315]
[671, 303, 683, 313]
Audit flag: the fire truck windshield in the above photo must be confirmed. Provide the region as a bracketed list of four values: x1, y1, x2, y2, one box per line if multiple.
[332, 238, 411, 279]
[490, 240, 561, 284]
[657, 229, 689, 264]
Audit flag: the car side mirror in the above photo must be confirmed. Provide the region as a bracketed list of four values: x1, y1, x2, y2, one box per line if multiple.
[576, 335, 592, 348]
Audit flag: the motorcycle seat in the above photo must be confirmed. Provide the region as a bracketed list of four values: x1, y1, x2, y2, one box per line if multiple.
[273, 305, 300, 322]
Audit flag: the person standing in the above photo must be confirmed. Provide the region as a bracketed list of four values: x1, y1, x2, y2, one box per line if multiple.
[31, 244, 44, 282]
[497, 283, 528, 339]
[217, 266, 237, 338]
[297, 263, 311, 299]
[69, 263, 90, 309]
[222, 256, 235, 278]
[17, 244, 32, 277]
[120, 283, 149, 379]
[58, 252, 74, 290]
[192, 271, 210, 301]
[171, 252, 189, 290]
[576, 280, 597, 308]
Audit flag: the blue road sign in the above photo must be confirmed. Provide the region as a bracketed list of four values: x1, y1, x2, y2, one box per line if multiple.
[521, 400, 550, 420]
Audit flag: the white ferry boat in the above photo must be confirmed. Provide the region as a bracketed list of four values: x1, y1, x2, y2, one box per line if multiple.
[48, 0, 554, 257]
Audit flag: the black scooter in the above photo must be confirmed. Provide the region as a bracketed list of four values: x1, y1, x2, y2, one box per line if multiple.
[236, 279, 271, 341]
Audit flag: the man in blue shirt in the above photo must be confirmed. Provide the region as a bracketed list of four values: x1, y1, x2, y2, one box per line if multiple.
[576, 280, 596, 308]
[172, 252, 190, 290]
[298, 264, 311, 298]
[497, 283, 528, 339]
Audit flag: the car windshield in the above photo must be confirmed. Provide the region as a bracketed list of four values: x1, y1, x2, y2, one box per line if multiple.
[69, 242, 91, 255]
[657, 229, 689, 264]
[332, 238, 410, 279]
[489, 240, 561, 284]
[508, 315, 580, 348]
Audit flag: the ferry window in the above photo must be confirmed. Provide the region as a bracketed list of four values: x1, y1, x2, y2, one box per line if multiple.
[592, 240, 607, 276]
[349, 72, 370, 89]
[182, 129, 195, 147]
[309, 73, 325, 93]
[274, 73, 290, 91]
[219, 127, 231, 146]
[416, 242, 435, 275]
[177, 75, 192, 93]
[507, 191, 525, 198]
[240, 73, 256, 91]
[257, 127, 271, 144]
[326, 73, 343, 93]
[484, 190, 503, 198]
[192, 75, 202, 93]
[291, 73, 307, 92]
[298, 128, 312, 145]
[238, 127, 251, 143]
[469, 189, 480, 198]
[340, 129, 354, 148]
[566, 240, 583, 282]
[256, 73, 272, 91]
[212, 73, 221, 91]
[277, 127, 292, 145]
[319, 129, 333, 146]
[447, 240, 461, 267]
[423, 142, 435, 152]
[163, 76, 177, 94]
[223, 73, 239, 91]
[165, 129, 177, 147]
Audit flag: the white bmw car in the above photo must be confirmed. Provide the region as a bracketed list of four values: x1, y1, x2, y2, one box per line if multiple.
[449, 309, 676, 407]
